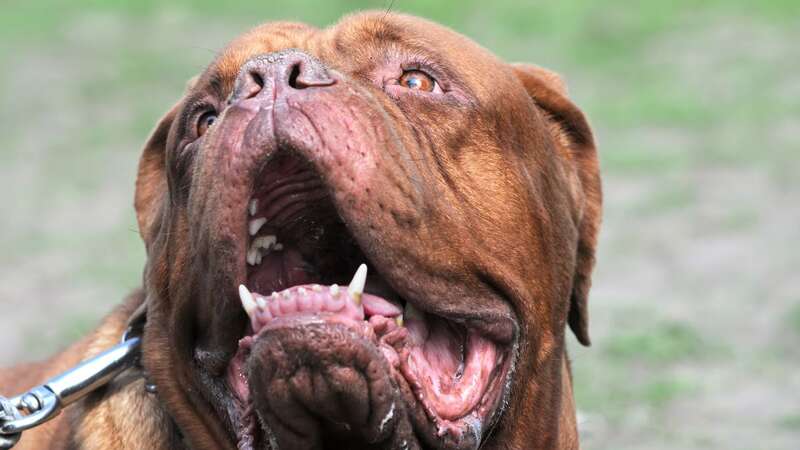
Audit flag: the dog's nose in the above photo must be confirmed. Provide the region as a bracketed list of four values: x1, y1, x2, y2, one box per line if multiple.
[229, 49, 336, 104]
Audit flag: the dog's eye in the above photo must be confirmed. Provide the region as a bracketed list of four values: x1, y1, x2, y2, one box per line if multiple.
[197, 111, 218, 137]
[399, 70, 436, 92]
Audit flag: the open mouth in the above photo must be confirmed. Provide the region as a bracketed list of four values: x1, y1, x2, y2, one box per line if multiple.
[219, 150, 514, 449]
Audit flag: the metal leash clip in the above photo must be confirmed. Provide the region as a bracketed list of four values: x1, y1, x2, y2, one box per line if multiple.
[0, 331, 142, 449]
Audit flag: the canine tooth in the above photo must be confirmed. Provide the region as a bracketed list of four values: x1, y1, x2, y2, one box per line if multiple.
[249, 199, 258, 216]
[249, 218, 267, 236]
[239, 285, 257, 317]
[330, 284, 340, 296]
[395, 315, 404, 327]
[348, 264, 367, 305]
[255, 251, 263, 265]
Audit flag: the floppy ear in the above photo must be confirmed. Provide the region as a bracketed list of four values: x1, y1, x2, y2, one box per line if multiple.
[135, 78, 198, 244]
[512, 64, 602, 346]
[134, 104, 178, 244]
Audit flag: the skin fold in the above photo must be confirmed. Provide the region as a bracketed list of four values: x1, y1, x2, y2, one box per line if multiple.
[0, 11, 601, 450]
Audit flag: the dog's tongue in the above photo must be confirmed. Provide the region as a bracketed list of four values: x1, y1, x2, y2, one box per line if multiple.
[238, 265, 403, 335]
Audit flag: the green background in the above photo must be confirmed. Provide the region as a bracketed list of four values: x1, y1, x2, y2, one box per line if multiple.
[1, 1, 798, 448]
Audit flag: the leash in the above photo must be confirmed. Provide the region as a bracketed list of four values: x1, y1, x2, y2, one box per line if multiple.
[0, 329, 143, 449]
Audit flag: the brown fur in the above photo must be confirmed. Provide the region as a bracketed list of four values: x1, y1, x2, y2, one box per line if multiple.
[0, 11, 600, 450]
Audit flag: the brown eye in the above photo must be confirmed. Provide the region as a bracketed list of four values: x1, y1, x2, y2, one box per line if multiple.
[399, 70, 436, 92]
[197, 111, 217, 137]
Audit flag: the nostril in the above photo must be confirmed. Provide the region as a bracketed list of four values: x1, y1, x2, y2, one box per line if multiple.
[288, 63, 302, 89]
[287, 61, 336, 90]
[234, 70, 265, 102]
[232, 52, 335, 104]
[251, 71, 264, 90]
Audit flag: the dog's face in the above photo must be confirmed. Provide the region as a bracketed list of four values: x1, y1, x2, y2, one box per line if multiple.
[135, 12, 600, 450]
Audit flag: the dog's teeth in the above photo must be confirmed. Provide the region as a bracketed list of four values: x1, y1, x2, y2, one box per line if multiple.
[395, 315, 404, 327]
[330, 284, 340, 297]
[348, 264, 367, 305]
[298, 287, 307, 297]
[249, 218, 267, 236]
[247, 235, 276, 266]
[239, 285, 257, 317]
[312, 284, 322, 292]
[256, 297, 267, 309]
[255, 235, 277, 251]
[274, 243, 284, 251]
[249, 199, 258, 216]
[246, 247, 259, 266]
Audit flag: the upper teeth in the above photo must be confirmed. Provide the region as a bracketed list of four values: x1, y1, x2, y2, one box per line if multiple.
[247, 234, 279, 266]
[249, 199, 259, 216]
[348, 264, 367, 305]
[246, 247, 260, 266]
[249, 217, 267, 236]
[254, 235, 277, 249]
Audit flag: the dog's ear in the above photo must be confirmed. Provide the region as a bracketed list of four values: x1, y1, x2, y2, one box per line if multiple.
[134, 103, 177, 244]
[512, 64, 602, 346]
[135, 77, 198, 244]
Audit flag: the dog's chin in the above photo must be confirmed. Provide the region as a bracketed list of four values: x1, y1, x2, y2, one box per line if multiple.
[188, 149, 517, 450]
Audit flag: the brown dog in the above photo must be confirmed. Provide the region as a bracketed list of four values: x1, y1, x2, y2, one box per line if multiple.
[0, 11, 601, 450]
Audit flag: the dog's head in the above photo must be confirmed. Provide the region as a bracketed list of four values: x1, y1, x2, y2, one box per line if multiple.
[135, 12, 600, 450]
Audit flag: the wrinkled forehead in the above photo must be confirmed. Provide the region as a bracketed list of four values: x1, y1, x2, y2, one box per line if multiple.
[197, 11, 510, 101]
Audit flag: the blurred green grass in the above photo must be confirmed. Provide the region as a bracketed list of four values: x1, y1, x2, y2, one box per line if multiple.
[1, 1, 798, 449]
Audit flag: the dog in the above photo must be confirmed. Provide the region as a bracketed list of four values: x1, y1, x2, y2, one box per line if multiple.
[0, 11, 601, 450]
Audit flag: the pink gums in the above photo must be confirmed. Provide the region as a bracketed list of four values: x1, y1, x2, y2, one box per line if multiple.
[226, 282, 502, 438]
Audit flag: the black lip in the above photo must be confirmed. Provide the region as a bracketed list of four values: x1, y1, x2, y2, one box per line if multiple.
[194, 360, 249, 445]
